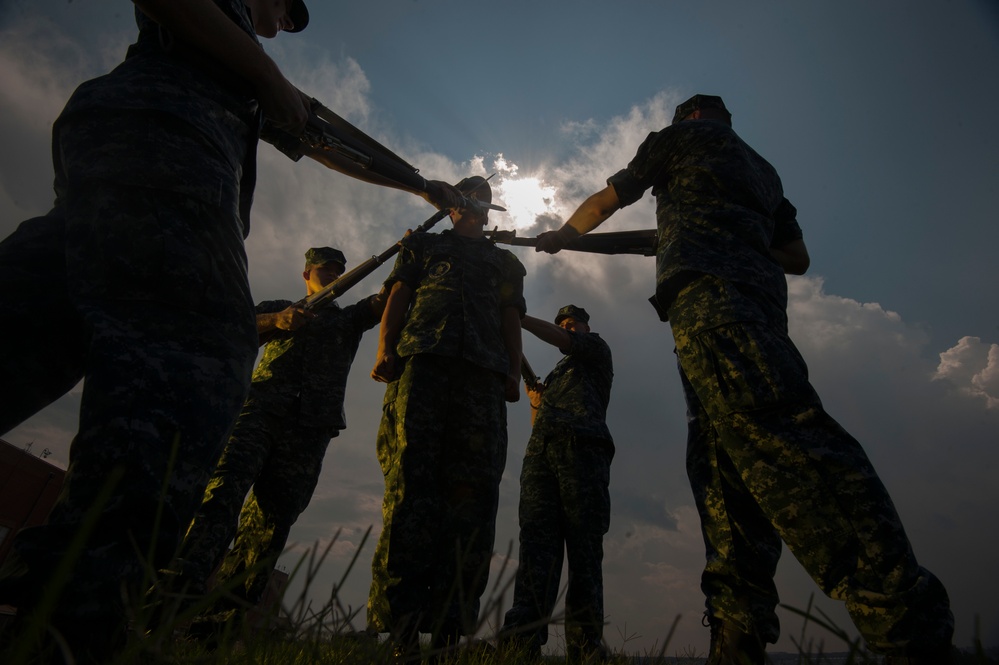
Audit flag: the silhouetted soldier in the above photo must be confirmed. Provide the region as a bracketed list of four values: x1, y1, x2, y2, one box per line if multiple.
[536, 94, 953, 665]
[368, 176, 525, 658]
[177, 246, 384, 628]
[0, 2, 313, 660]
[502, 305, 614, 662]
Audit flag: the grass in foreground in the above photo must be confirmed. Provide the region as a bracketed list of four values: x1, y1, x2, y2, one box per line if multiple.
[2, 531, 996, 664]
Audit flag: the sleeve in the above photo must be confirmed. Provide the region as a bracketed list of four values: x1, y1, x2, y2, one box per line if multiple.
[770, 197, 804, 247]
[564, 331, 612, 363]
[606, 129, 670, 207]
[500, 252, 528, 317]
[383, 235, 423, 291]
[344, 295, 382, 332]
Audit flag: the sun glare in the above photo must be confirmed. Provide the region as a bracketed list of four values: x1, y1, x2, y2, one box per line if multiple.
[495, 176, 558, 231]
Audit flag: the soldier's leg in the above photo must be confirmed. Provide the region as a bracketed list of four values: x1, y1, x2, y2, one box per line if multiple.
[677, 305, 952, 655]
[560, 439, 612, 656]
[180, 404, 283, 589]
[680, 366, 782, 644]
[503, 438, 564, 650]
[223, 423, 333, 604]
[0, 210, 87, 435]
[430, 361, 507, 641]
[368, 355, 447, 645]
[1, 183, 257, 654]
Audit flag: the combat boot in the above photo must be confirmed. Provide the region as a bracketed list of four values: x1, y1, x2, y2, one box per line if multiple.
[706, 618, 767, 665]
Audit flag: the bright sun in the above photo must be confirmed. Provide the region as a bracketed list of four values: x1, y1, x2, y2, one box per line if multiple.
[494, 176, 558, 231]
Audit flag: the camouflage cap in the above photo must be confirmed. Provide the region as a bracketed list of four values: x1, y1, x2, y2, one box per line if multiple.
[287, 0, 310, 33]
[455, 175, 492, 205]
[672, 94, 731, 125]
[305, 246, 346, 269]
[554, 304, 590, 325]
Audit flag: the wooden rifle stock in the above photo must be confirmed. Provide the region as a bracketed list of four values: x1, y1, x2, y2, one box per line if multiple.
[261, 97, 428, 193]
[263, 103, 506, 212]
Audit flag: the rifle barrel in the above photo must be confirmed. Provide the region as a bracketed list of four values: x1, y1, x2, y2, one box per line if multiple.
[303, 208, 450, 311]
[487, 229, 657, 256]
[520, 356, 541, 389]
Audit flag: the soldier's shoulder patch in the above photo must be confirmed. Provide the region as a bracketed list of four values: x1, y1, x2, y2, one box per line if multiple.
[428, 260, 452, 278]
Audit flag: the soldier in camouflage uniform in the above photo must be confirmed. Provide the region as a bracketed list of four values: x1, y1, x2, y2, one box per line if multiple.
[0, 1, 312, 660]
[368, 176, 526, 656]
[536, 95, 953, 665]
[501, 305, 614, 662]
[177, 246, 385, 616]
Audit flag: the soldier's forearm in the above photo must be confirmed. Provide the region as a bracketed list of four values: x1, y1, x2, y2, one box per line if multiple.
[521, 315, 571, 349]
[255, 312, 281, 334]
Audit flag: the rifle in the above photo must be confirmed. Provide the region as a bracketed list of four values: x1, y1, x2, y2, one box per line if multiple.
[485, 228, 657, 256]
[262, 97, 505, 212]
[257, 207, 450, 346]
[520, 355, 542, 391]
[262, 97, 425, 192]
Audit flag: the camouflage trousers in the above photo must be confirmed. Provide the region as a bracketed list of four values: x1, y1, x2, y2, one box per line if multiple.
[502, 433, 612, 652]
[0, 181, 257, 645]
[368, 354, 508, 642]
[181, 399, 336, 604]
[669, 274, 953, 654]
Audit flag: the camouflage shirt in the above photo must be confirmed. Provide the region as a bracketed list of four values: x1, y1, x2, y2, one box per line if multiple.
[386, 230, 527, 376]
[607, 119, 803, 313]
[532, 331, 614, 446]
[250, 297, 381, 429]
[55, 1, 261, 233]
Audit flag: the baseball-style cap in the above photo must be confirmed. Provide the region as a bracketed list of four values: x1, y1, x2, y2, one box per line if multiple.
[672, 94, 731, 125]
[554, 304, 590, 325]
[287, 0, 310, 33]
[305, 246, 346, 269]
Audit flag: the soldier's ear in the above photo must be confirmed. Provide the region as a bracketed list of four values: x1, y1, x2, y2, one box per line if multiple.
[302, 269, 312, 281]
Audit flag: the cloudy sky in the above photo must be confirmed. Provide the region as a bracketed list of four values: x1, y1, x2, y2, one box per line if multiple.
[2, 0, 997, 656]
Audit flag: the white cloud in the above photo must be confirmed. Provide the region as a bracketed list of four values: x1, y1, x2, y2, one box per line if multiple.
[787, 276, 931, 381]
[933, 336, 999, 409]
[553, 90, 678, 200]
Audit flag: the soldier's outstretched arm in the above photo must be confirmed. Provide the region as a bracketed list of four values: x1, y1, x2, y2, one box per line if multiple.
[536, 185, 622, 254]
[521, 314, 572, 350]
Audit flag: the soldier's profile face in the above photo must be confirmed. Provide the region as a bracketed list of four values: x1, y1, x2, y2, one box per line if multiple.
[247, 0, 296, 38]
[449, 205, 486, 229]
[306, 264, 344, 290]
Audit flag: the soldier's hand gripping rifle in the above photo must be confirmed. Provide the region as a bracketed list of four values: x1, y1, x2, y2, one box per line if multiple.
[485, 228, 657, 256]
